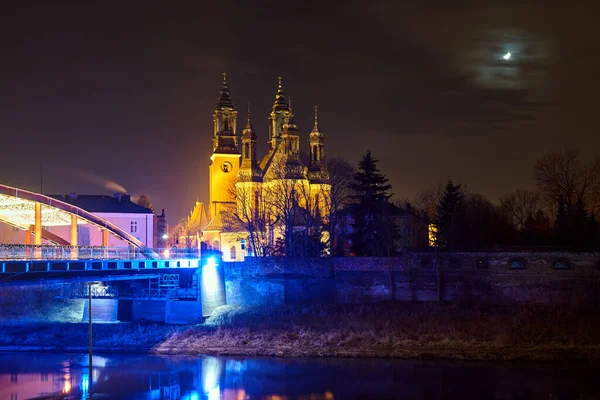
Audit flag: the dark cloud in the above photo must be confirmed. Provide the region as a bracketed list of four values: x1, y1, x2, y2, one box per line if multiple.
[0, 0, 598, 222]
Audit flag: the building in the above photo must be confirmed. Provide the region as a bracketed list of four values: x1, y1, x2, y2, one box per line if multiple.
[50, 193, 162, 248]
[0, 193, 164, 248]
[333, 202, 430, 256]
[178, 74, 331, 260]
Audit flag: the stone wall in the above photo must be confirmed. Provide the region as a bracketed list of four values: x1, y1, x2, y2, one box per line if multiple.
[224, 253, 600, 307]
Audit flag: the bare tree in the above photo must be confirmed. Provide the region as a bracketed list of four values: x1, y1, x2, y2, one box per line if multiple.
[297, 179, 328, 256]
[266, 165, 303, 257]
[222, 182, 278, 257]
[323, 157, 355, 256]
[413, 182, 445, 220]
[534, 150, 600, 215]
[500, 188, 543, 232]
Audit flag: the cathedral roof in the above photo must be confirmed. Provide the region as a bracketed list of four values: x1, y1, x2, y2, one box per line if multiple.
[216, 72, 234, 109]
[203, 212, 225, 232]
[307, 166, 330, 184]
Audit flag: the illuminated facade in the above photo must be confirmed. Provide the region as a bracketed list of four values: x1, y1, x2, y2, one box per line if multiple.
[199, 74, 331, 260]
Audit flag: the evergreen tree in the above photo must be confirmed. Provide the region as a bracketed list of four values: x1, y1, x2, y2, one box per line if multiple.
[349, 150, 398, 256]
[434, 180, 465, 250]
[555, 196, 570, 246]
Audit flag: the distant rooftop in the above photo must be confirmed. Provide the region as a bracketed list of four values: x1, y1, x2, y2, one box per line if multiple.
[49, 193, 153, 214]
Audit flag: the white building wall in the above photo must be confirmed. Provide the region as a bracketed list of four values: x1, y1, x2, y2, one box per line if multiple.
[0, 212, 155, 248]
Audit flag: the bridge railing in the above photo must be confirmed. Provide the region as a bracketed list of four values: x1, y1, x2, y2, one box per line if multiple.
[0, 244, 204, 261]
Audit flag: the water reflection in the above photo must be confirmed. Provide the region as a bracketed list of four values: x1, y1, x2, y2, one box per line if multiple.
[0, 352, 598, 399]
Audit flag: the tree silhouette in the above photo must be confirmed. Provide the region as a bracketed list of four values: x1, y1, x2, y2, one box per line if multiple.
[434, 180, 465, 250]
[349, 150, 397, 256]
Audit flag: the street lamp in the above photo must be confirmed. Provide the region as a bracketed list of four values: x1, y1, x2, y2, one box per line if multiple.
[87, 281, 100, 399]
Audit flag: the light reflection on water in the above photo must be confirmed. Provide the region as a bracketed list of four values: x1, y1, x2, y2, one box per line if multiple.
[0, 353, 598, 399]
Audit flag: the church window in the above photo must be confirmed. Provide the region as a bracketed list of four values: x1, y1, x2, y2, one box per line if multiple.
[230, 245, 236, 260]
[212, 240, 220, 251]
[224, 120, 229, 132]
[313, 145, 318, 161]
[245, 143, 250, 159]
[130, 221, 138, 233]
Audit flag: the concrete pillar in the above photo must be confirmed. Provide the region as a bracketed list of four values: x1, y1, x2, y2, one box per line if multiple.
[34, 202, 42, 245]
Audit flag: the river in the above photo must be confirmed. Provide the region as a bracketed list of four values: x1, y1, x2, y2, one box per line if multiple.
[0, 352, 598, 399]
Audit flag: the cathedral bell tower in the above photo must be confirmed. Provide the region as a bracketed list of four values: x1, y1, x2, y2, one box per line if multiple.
[268, 76, 291, 151]
[307, 106, 329, 183]
[279, 101, 305, 179]
[209, 73, 241, 219]
[238, 104, 262, 182]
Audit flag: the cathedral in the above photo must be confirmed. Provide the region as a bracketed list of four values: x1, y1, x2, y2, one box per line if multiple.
[178, 74, 331, 260]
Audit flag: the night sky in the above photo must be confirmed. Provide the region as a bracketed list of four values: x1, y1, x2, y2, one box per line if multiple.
[1, 1, 598, 223]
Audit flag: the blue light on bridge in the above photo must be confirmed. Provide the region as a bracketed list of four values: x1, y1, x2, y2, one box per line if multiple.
[202, 257, 219, 289]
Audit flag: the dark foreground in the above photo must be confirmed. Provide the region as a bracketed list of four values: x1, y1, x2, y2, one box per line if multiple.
[2, 352, 600, 400]
[1, 303, 600, 361]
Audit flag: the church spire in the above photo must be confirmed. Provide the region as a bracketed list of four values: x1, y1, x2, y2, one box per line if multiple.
[216, 72, 234, 109]
[243, 102, 256, 139]
[239, 101, 261, 181]
[268, 76, 291, 151]
[212, 73, 238, 154]
[272, 76, 289, 111]
[308, 105, 328, 183]
[312, 105, 319, 133]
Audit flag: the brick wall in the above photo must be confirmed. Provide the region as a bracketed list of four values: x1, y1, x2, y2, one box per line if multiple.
[224, 253, 600, 307]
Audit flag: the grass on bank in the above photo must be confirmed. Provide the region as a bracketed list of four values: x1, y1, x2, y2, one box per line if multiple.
[161, 302, 600, 360]
[1, 302, 600, 361]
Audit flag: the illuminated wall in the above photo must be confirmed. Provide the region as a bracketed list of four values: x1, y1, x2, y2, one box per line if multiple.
[208, 153, 240, 220]
[200, 256, 226, 316]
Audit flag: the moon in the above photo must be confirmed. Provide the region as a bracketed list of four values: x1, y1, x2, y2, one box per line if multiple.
[503, 52, 511, 60]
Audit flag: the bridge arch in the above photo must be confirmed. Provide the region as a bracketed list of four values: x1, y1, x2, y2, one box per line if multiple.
[0, 184, 145, 250]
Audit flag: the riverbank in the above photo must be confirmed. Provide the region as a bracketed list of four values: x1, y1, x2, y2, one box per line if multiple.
[2, 303, 600, 362]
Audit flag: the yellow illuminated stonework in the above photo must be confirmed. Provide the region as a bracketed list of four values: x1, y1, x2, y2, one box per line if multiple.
[189, 75, 331, 260]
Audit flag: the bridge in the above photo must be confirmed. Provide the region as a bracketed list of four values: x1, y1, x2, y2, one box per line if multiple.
[0, 183, 147, 250]
[0, 244, 225, 322]
[0, 184, 226, 321]
[0, 244, 201, 285]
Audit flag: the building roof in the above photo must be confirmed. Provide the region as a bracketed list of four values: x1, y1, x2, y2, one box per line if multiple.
[49, 194, 153, 214]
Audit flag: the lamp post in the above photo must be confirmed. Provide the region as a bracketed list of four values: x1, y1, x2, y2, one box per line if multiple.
[87, 281, 100, 399]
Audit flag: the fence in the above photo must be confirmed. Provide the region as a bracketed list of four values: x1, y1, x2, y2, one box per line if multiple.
[0, 244, 203, 261]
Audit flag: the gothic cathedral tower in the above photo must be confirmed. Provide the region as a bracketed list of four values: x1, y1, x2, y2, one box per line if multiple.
[208, 73, 241, 219]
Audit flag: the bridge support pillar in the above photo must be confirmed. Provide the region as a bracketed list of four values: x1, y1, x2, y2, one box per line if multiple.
[34, 202, 42, 245]
[34, 202, 42, 258]
[71, 215, 78, 258]
[101, 229, 108, 247]
[101, 228, 108, 258]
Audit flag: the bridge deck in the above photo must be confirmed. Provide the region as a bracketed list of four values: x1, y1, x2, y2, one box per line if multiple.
[1, 258, 199, 274]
